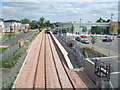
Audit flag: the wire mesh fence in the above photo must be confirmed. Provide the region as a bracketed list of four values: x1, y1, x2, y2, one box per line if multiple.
[1, 33, 35, 61]
[59, 34, 85, 65]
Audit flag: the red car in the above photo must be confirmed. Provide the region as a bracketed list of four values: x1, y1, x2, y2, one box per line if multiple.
[108, 38, 113, 42]
[80, 35, 87, 38]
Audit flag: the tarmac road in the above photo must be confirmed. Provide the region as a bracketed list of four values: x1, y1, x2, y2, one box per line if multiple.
[2, 31, 32, 45]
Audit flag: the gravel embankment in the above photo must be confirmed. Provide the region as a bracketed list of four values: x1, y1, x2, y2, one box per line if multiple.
[2, 52, 27, 88]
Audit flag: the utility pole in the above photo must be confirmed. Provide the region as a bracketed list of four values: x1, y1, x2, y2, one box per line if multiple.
[109, 14, 114, 56]
[80, 19, 81, 35]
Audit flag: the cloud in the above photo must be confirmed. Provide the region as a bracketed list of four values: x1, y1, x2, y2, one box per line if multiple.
[2, 0, 120, 2]
[1, 2, 118, 23]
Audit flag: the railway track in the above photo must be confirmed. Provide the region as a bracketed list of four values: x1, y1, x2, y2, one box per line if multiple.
[13, 29, 97, 89]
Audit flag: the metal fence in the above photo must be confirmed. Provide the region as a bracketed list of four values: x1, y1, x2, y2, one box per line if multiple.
[59, 34, 120, 89]
[1, 33, 35, 61]
[2, 43, 20, 61]
[59, 34, 85, 65]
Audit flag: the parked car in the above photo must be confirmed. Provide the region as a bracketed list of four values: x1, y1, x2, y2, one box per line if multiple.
[81, 38, 89, 44]
[117, 34, 120, 38]
[23, 29, 28, 33]
[102, 36, 113, 42]
[46, 30, 50, 34]
[80, 35, 87, 38]
[75, 37, 82, 42]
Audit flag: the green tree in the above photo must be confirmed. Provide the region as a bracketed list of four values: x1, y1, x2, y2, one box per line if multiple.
[96, 17, 106, 22]
[96, 26, 101, 34]
[111, 26, 114, 34]
[54, 22, 62, 27]
[29, 20, 38, 29]
[39, 17, 45, 26]
[45, 20, 50, 27]
[8, 33, 12, 39]
[70, 25, 75, 33]
[118, 28, 120, 34]
[107, 19, 111, 22]
[82, 27, 87, 34]
[91, 36, 97, 49]
[21, 18, 30, 23]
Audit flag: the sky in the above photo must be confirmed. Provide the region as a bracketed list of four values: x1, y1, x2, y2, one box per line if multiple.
[0, 0, 119, 23]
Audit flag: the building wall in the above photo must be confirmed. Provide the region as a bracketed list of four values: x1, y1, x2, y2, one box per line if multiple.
[4, 22, 14, 33]
[21, 23, 29, 30]
[4, 21, 22, 33]
[62, 22, 110, 35]
[0, 20, 4, 36]
[109, 22, 118, 34]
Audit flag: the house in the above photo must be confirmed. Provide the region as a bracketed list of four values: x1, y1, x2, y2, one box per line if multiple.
[0, 18, 4, 36]
[21, 22, 30, 30]
[4, 20, 21, 33]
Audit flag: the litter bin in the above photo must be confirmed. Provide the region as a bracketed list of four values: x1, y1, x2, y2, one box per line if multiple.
[69, 42, 73, 47]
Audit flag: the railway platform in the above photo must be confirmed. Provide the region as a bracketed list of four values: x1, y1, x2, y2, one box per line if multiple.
[13, 29, 97, 89]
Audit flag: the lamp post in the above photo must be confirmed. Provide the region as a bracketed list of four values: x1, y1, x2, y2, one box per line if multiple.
[109, 14, 114, 56]
[80, 19, 81, 35]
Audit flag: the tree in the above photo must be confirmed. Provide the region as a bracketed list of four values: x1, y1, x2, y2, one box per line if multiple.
[107, 19, 111, 22]
[70, 25, 75, 33]
[29, 20, 38, 29]
[45, 20, 50, 27]
[96, 26, 101, 34]
[54, 22, 62, 27]
[118, 28, 120, 34]
[8, 33, 12, 39]
[91, 36, 97, 49]
[96, 17, 106, 22]
[111, 26, 114, 34]
[82, 27, 87, 34]
[21, 18, 30, 23]
[39, 17, 45, 25]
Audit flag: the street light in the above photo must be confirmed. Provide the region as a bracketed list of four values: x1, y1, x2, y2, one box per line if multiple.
[109, 14, 114, 56]
[80, 19, 81, 35]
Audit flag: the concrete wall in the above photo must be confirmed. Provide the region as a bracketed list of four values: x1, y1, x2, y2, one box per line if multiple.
[84, 58, 96, 83]
[84, 56, 120, 88]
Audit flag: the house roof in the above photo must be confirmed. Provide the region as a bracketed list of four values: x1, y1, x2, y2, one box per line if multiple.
[21, 22, 29, 24]
[0, 18, 4, 21]
[4, 20, 21, 23]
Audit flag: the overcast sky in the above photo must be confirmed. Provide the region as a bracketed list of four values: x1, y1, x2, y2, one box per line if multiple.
[1, 0, 119, 23]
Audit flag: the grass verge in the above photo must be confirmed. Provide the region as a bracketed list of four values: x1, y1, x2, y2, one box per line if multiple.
[0, 47, 8, 53]
[0, 47, 27, 68]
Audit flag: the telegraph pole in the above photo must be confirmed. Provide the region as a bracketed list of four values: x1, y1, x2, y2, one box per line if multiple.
[80, 19, 81, 35]
[109, 14, 114, 56]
